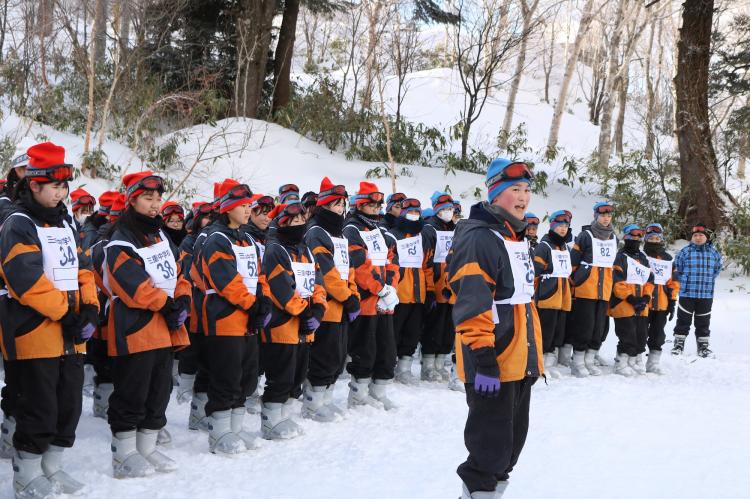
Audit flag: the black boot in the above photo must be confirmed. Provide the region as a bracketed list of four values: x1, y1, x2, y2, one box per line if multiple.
[697, 338, 713, 358]
[671, 335, 686, 356]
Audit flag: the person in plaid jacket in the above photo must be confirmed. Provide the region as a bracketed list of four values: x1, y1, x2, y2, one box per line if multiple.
[672, 223, 723, 357]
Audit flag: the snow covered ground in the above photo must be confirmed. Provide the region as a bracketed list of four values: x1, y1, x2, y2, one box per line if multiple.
[1, 274, 748, 499]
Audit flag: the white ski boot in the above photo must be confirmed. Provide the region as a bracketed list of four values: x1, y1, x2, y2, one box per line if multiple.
[348, 377, 384, 409]
[208, 410, 245, 454]
[594, 352, 610, 366]
[557, 344, 573, 368]
[13, 450, 61, 499]
[630, 354, 647, 375]
[41, 445, 84, 495]
[231, 407, 259, 450]
[1, 415, 16, 459]
[261, 402, 300, 440]
[189, 392, 210, 432]
[82, 364, 95, 398]
[584, 350, 602, 376]
[496, 481, 508, 496]
[156, 428, 171, 446]
[323, 384, 345, 417]
[111, 430, 154, 479]
[460, 482, 501, 498]
[671, 335, 686, 355]
[245, 389, 261, 415]
[418, 354, 439, 382]
[368, 379, 397, 411]
[92, 383, 113, 420]
[175, 373, 195, 405]
[614, 353, 636, 377]
[395, 356, 420, 385]
[570, 351, 589, 378]
[435, 354, 451, 382]
[136, 429, 176, 472]
[282, 399, 303, 436]
[646, 350, 664, 374]
[301, 382, 337, 423]
[543, 352, 560, 379]
[448, 363, 465, 393]
[697, 337, 714, 358]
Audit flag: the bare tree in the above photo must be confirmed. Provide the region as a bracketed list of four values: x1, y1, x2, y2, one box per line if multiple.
[540, 6, 560, 104]
[271, 0, 300, 113]
[387, 4, 422, 125]
[83, 0, 106, 164]
[234, 0, 275, 118]
[361, 0, 388, 110]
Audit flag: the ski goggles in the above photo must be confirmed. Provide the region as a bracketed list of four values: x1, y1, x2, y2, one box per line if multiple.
[387, 192, 407, 205]
[319, 184, 348, 199]
[193, 202, 213, 215]
[252, 195, 275, 212]
[551, 210, 572, 224]
[433, 194, 454, 205]
[625, 228, 644, 238]
[220, 184, 252, 203]
[26, 164, 74, 183]
[401, 198, 421, 210]
[594, 204, 614, 215]
[162, 204, 185, 219]
[302, 193, 319, 207]
[525, 216, 540, 226]
[276, 201, 304, 224]
[485, 162, 534, 187]
[645, 224, 663, 235]
[356, 192, 385, 205]
[73, 195, 96, 207]
[692, 225, 708, 234]
[126, 175, 164, 198]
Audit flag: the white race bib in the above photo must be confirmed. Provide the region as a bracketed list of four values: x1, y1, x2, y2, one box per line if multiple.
[359, 229, 388, 267]
[330, 236, 350, 280]
[433, 230, 454, 264]
[626, 256, 651, 286]
[257, 243, 266, 262]
[589, 231, 617, 268]
[492, 233, 534, 310]
[396, 234, 423, 269]
[9, 214, 79, 291]
[292, 261, 316, 298]
[549, 246, 572, 278]
[647, 257, 673, 286]
[107, 231, 177, 297]
[211, 232, 258, 294]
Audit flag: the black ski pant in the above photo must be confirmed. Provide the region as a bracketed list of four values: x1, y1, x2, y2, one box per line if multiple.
[537, 308, 567, 353]
[108, 347, 172, 434]
[178, 332, 210, 393]
[421, 303, 456, 355]
[674, 297, 713, 339]
[1, 359, 18, 418]
[309, 321, 346, 387]
[614, 316, 649, 356]
[394, 303, 424, 358]
[457, 377, 536, 493]
[13, 354, 83, 455]
[261, 341, 310, 404]
[647, 310, 668, 352]
[347, 314, 396, 381]
[205, 334, 259, 416]
[570, 298, 609, 352]
[88, 338, 113, 385]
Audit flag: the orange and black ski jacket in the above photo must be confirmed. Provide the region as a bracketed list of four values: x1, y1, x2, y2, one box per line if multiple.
[198, 223, 267, 336]
[343, 212, 400, 316]
[422, 216, 456, 305]
[262, 236, 327, 344]
[609, 247, 656, 318]
[178, 232, 201, 334]
[532, 231, 573, 311]
[388, 218, 434, 304]
[447, 202, 543, 384]
[643, 245, 679, 312]
[304, 215, 359, 324]
[570, 225, 617, 301]
[105, 224, 190, 356]
[89, 225, 114, 341]
[0, 208, 98, 361]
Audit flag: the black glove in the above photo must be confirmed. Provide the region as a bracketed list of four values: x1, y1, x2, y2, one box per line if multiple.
[667, 300, 676, 321]
[250, 296, 272, 330]
[424, 291, 436, 312]
[160, 297, 184, 331]
[441, 287, 452, 301]
[342, 295, 360, 314]
[635, 297, 649, 313]
[59, 307, 82, 343]
[626, 295, 640, 306]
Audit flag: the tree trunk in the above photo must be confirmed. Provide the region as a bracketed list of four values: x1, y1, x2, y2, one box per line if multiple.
[674, 0, 731, 233]
[0, 0, 8, 62]
[613, 64, 629, 156]
[234, 0, 275, 118]
[271, 0, 300, 114]
[498, 0, 538, 150]
[93, 0, 107, 67]
[738, 95, 750, 179]
[118, 0, 130, 48]
[83, 0, 106, 170]
[546, 0, 595, 157]
[361, 0, 385, 110]
[38, 0, 53, 86]
[644, 16, 657, 160]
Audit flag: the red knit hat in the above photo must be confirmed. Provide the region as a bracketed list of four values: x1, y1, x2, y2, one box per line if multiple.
[317, 177, 347, 207]
[122, 170, 164, 200]
[25, 142, 73, 183]
[70, 188, 95, 212]
[354, 181, 383, 206]
[217, 178, 253, 214]
[268, 201, 304, 226]
[97, 191, 118, 215]
[109, 194, 126, 221]
[161, 200, 185, 219]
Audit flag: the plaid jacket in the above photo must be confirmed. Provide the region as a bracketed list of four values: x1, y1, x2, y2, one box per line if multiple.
[674, 242, 722, 299]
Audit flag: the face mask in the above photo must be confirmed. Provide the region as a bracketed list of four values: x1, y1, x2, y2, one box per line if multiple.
[75, 212, 87, 224]
[438, 209, 454, 222]
[405, 212, 420, 221]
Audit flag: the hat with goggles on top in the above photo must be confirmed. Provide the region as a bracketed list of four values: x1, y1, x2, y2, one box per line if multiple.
[399, 198, 422, 216]
[268, 201, 304, 226]
[278, 183, 300, 204]
[317, 177, 347, 207]
[70, 188, 95, 213]
[524, 212, 540, 227]
[122, 171, 164, 201]
[353, 182, 384, 207]
[25, 142, 74, 184]
[645, 223, 664, 242]
[386, 192, 406, 212]
[216, 179, 253, 214]
[431, 191, 454, 213]
[161, 201, 185, 220]
[593, 201, 614, 215]
[623, 224, 644, 240]
[549, 210, 572, 231]
[485, 158, 534, 203]
[109, 194, 126, 221]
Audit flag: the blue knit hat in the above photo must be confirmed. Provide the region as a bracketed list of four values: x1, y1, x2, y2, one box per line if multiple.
[524, 212, 539, 226]
[623, 223, 642, 240]
[593, 201, 614, 215]
[431, 191, 454, 213]
[422, 207, 435, 218]
[386, 192, 406, 213]
[485, 158, 532, 203]
[549, 209, 572, 231]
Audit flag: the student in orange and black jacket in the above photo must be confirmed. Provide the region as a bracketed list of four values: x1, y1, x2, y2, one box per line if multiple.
[568, 201, 618, 378]
[0, 142, 99, 498]
[81, 191, 118, 250]
[198, 179, 269, 454]
[532, 210, 573, 378]
[261, 201, 327, 440]
[421, 191, 457, 383]
[447, 158, 542, 499]
[642, 223, 679, 374]
[303, 177, 360, 423]
[379, 192, 406, 231]
[104, 171, 190, 479]
[343, 182, 401, 411]
[389, 198, 434, 386]
[610, 224, 655, 377]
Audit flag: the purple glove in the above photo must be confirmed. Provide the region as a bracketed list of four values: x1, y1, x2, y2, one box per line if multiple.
[80, 322, 96, 341]
[263, 312, 272, 328]
[347, 309, 361, 323]
[303, 317, 320, 332]
[474, 372, 501, 397]
[176, 309, 188, 328]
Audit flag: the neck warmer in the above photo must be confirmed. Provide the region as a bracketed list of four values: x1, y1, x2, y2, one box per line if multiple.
[277, 223, 306, 246]
[623, 238, 642, 256]
[590, 219, 614, 240]
[484, 201, 527, 235]
[547, 229, 567, 248]
[17, 189, 67, 226]
[313, 207, 345, 237]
